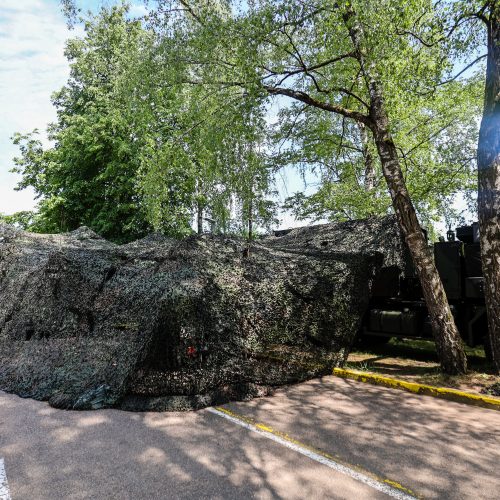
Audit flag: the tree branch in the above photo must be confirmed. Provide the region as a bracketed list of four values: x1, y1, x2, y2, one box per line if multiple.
[263, 85, 372, 125]
[437, 54, 487, 86]
[178, 0, 203, 24]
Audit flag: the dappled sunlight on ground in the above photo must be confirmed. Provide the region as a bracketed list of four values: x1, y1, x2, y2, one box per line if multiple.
[0, 389, 389, 500]
[224, 375, 500, 500]
[1, 365, 498, 499]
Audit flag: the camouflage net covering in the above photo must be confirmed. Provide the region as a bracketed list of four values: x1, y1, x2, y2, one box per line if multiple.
[0, 216, 405, 410]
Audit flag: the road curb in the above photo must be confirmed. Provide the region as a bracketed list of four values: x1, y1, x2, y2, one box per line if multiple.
[333, 368, 500, 411]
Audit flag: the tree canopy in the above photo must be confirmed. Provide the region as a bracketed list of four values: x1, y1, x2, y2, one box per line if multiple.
[11, 3, 277, 241]
[12, 6, 153, 241]
[10, 0, 484, 241]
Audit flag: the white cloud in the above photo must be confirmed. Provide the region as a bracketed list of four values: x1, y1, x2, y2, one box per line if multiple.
[0, 0, 73, 214]
[128, 3, 149, 17]
[0, 1, 154, 216]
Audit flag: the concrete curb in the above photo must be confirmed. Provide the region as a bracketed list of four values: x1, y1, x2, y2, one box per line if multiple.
[333, 368, 500, 411]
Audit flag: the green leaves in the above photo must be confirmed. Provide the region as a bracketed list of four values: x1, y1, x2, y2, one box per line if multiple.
[16, 0, 482, 240]
[11, 2, 279, 240]
[171, 0, 480, 233]
[11, 5, 153, 241]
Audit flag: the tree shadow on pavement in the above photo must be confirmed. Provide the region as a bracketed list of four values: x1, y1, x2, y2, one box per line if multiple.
[224, 375, 500, 500]
[0, 390, 385, 500]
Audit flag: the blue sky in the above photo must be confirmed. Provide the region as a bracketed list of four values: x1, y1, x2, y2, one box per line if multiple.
[0, 0, 71, 214]
[0, 0, 312, 229]
[0, 0, 148, 215]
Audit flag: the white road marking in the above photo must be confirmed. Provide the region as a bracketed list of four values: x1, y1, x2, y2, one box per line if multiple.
[0, 459, 11, 500]
[207, 408, 416, 500]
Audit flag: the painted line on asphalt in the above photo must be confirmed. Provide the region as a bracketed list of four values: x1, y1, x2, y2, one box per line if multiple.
[207, 407, 418, 500]
[333, 368, 500, 411]
[0, 458, 11, 500]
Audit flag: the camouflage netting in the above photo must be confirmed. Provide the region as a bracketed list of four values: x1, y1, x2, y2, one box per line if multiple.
[0, 216, 406, 411]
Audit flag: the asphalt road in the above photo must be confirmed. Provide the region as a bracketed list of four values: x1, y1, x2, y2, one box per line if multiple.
[1, 376, 499, 500]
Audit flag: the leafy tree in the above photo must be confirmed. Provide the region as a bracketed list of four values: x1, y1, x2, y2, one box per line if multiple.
[148, 0, 470, 373]
[12, 5, 155, 242]
[9, 1, 277, 244]
[137, 61, 277, 237]
[0, 211, 38, 230]
[472, 0, 500, 371]
[276, 109, 392, 222]
[138, 1, 277, 238]
[398, 0, 500, 371]
[271, 48, 480, 233]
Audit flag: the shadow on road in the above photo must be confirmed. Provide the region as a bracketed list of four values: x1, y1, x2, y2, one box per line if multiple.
[225, 375, 500, 500]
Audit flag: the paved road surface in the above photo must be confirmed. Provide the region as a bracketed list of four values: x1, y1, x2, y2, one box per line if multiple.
[1, 376, 499, 499]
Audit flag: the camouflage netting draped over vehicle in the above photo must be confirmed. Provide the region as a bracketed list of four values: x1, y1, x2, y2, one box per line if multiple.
[0, 216, 406, 411]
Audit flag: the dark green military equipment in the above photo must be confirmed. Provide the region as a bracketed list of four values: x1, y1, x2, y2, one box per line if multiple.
[360, 223, 489, 358]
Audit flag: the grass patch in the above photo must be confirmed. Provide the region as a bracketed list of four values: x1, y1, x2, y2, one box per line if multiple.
[348, 337, 499, 397]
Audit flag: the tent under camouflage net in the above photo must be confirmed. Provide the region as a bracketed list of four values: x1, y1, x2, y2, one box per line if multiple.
[0, 216, 406, 410]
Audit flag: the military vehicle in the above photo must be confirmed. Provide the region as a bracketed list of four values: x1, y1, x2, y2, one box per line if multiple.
[361, 222, 490, 358]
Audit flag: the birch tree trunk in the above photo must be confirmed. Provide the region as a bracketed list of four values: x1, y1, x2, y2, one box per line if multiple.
[370, 101, 468, 374]
[478, 4, 500, 373]
[197, 201, 203, 235]
[248, 198, 253, 241]
[359, 122, 375, 191]
[343, 7, 468, 374]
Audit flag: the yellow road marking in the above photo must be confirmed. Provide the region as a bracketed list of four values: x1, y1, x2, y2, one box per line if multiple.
[211, 406, 421, 499]
[333, 368, 500, 410]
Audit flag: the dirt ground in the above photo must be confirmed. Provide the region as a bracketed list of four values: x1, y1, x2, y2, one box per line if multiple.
[348, 338, 500, 398]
